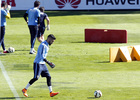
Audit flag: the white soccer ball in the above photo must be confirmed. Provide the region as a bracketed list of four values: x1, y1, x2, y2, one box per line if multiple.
[94, 90, 102, 98]
[8, 47, 15, 53]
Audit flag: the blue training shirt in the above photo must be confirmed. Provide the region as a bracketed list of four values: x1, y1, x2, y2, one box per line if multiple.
[26, 7, 40, 25]
[34, 40, 49, 64]
[1, 8, 7, 26]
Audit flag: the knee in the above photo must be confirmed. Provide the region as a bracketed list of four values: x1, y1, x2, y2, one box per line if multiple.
[29, 78, 38, 85]
[47, 76, 51, 80]
[37, 37, 43, 43]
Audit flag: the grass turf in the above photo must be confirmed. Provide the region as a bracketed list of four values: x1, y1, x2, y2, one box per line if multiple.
[1, 11, 140, 100]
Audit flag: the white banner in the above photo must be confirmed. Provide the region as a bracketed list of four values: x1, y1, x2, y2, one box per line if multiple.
[1, 0, 140, 10]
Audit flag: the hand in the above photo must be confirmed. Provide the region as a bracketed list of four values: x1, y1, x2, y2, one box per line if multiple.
[47, 61, 55, 68]
[7, 5, 11, 11]
[46, 25, 50, 31]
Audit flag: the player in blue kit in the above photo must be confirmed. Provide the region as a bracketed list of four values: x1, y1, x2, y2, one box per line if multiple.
[23, 1, 40, 54]
[0, 2, 11, 54]
[22, 34, 59, 97]
[37, 7, 50, 43]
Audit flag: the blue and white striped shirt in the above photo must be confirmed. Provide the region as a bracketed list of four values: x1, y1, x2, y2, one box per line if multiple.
[34, 41, 49, 64]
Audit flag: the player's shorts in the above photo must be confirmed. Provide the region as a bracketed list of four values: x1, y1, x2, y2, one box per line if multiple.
[37, 27, 45, 37]
[33, 63, 50, 79]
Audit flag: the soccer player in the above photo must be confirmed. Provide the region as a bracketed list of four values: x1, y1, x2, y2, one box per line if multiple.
[0, 2, 11, 54]
[22, 34, 59, 97]
[23, 1, 40, 54]
[37, 7, 50, 43]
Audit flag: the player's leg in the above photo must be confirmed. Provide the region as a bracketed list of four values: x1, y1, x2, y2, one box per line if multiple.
[1, 38, 9, 53]
[0, 26, 5, 49]
[22, 63, 41, 97]
[1, 41, 8, 53]
[41, 34, 44, 41]
[41, 27, 45, 41]
[41, 64, 59, 97]
[37, 37, 43, 43]
[0, 27, 2, 54]
[37, 34, 44, 43]
[37, 27, 42, 43]
[40, 27, 45, 42]
[28, 25, 38, 54]
[37, 27, 44, 43]
[0, 26, 8, 53]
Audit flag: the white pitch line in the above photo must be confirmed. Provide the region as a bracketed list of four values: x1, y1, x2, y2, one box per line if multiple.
[0, 60, 21, 100]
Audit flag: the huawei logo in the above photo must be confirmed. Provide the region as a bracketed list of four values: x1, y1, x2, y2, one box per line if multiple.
[55, 0, 81, 9]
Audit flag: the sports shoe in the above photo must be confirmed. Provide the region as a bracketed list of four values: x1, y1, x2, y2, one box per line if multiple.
[33, 49, 36, 53]
[29, 51, 35, 54]
[50, 92, 59, 97]
[22, 88, 28, 97]
[3, 50, 9, 53]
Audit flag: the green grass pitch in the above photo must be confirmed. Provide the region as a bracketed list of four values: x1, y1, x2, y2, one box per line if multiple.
[1, 11, 140, 100]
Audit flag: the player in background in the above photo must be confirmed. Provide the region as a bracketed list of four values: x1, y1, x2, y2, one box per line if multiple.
[37, 7, 50, 43]
[22, 34, 59, 97]
[23, 1, 40, 54]
[0, 2, 11, 54]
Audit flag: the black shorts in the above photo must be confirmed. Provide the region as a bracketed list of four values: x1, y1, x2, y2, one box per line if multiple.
[33, 63, 50, 79]
[37, 27, 45, 37]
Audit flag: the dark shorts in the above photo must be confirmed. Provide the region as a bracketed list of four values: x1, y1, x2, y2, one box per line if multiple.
[33, 63, 50, 79]
[37, 27, 45, 37]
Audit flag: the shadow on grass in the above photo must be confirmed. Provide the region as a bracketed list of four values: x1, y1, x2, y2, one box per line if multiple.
[15, 50, 29, 51]
[0, 97, 31, 99]
[52, 82, 75, 84]
[96, 61, 110, 63]
[87, 97, 96, 99]
[39, 82, 75, 84]
[11, 10, 140, 18]
[0, 54, 7, 56]
[13, 64, 32, 70]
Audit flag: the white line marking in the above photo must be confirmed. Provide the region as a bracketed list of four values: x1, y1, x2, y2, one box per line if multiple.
[0, 60, 21, 100]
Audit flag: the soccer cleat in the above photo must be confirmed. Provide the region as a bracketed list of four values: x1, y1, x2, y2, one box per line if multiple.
[33, 49, 36, 53]
[22, 88, 28, 97]
[29, 51, 35, 54]
[50, 92, 59, 97]
[3, 50, 9, 53]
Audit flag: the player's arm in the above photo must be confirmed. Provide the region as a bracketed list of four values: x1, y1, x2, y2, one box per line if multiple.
[6, 12, 10, 19]
[41, 45, 55, 68]
[43, 59, 55, 68]
[38, 17, 40, 26]
[23, 13, 28, 24]
[6, 5, 11, 19]
[45, 17, 50, 30]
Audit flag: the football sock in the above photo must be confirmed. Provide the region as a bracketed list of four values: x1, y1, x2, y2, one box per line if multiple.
[25, 83, 31, 90]
[30, 48, 34, 52]
[48, 86, 52, 93]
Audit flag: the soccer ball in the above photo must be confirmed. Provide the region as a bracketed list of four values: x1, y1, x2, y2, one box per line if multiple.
[8, 47, 15, 53]
[94, 90, 102, 98]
